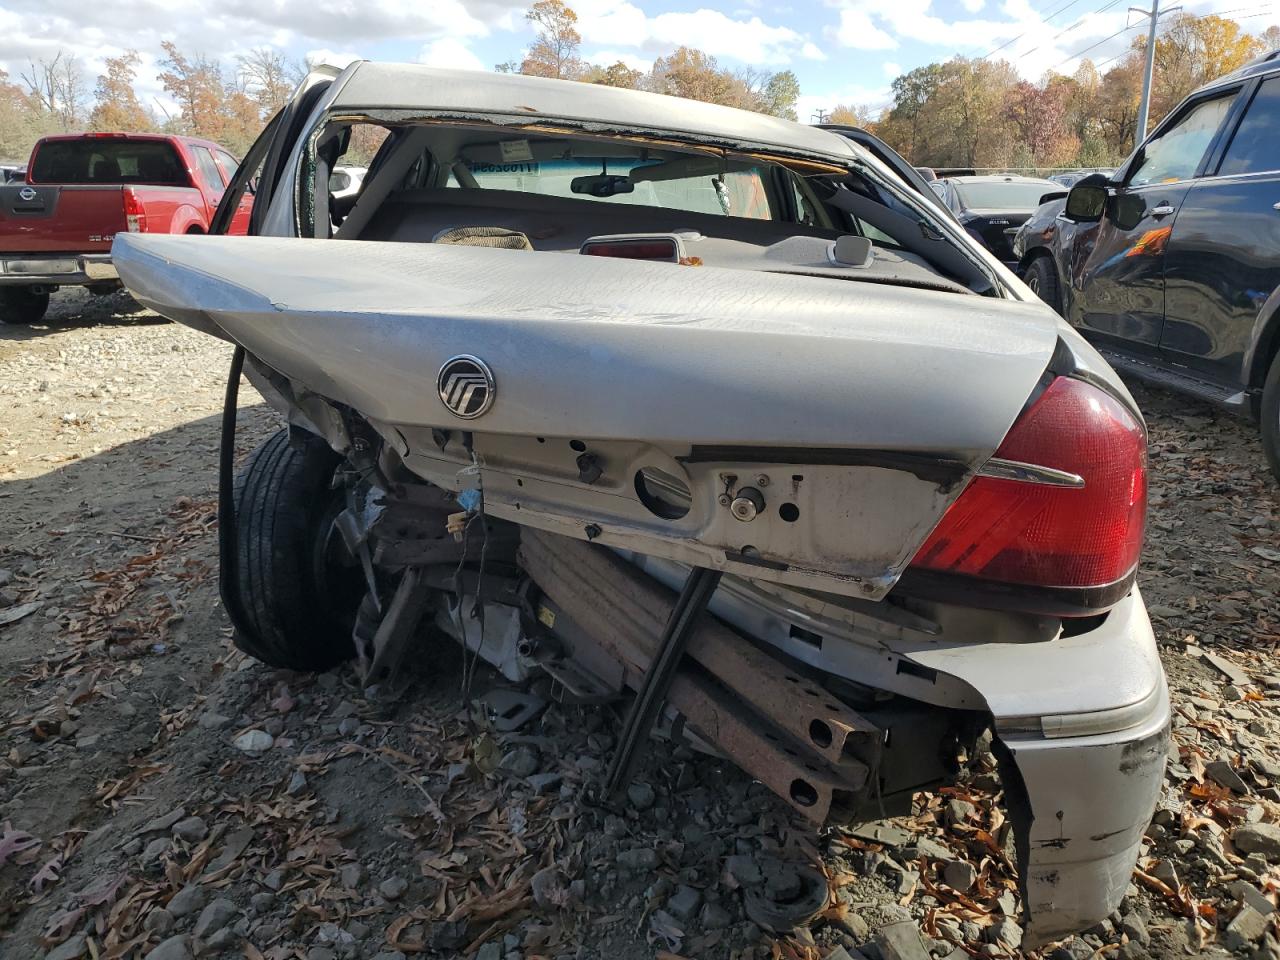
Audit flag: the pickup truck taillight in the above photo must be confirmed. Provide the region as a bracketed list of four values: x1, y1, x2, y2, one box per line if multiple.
[122, 187, 146, 233]
[910, 376, 1147, 611]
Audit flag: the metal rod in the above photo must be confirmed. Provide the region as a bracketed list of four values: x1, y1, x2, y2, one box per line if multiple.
[603, 565, 723, 799]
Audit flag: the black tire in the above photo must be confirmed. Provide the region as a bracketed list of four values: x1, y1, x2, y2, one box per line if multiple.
[0, 287, 50, 325]
[1022, 256, 1062, 315]
[1262, 351, 1280, 482]
[231, 427, 363, 670]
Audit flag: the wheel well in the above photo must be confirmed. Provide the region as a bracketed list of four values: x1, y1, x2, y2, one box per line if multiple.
[185, 224, 205, 234]
[1250, 312, 1280, 391]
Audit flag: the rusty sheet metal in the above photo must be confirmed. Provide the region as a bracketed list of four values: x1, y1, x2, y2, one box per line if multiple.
[519, 528, 879, 767]
[518, 529, 871, 822]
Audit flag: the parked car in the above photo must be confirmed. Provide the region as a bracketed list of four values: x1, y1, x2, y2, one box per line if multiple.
[114, 62, 1167, 945]
[1013, 49, 1280, 478]
[1047, 170, 1112, 188]
[930, 174, 1064, 268]
[0, 132, 251, 325]
[0, 164, 25, 183]
[328, 164, 366, 201]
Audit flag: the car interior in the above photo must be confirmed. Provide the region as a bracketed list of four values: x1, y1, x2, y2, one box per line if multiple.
[295, 117, 999, 297]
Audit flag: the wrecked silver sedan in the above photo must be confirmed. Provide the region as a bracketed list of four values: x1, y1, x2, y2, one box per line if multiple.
[112, 62, 1169, 945]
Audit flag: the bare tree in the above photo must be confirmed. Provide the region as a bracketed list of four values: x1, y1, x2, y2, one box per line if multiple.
[20, 52, 89, 131]
[238, 47, 294, 116]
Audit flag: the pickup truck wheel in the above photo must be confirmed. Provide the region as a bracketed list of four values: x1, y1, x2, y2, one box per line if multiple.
[231, 427, 363, 670]
[0, 287, 50, 325]
[1262, 351, 1280, 482]
[1022, 257, 1061, 314]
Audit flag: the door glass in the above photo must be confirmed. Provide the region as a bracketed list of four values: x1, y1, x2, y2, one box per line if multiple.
[1219, 77, 1280, 176]
[1129, 94, 1234, 186]
[215, 151, 240, 186]
[194, 147, 224, 192]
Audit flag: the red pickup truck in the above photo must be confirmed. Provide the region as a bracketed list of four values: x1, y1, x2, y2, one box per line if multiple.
[0, 132, 251, 324]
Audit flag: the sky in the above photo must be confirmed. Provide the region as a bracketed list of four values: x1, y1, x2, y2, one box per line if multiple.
[0, 0, 1276, 122]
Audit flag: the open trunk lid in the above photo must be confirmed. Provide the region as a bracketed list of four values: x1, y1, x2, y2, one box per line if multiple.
[113, 233, 1059, 600]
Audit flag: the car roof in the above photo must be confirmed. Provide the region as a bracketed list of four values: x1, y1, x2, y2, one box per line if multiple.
[329, 62, 862, 165]
[1198, 48, 1280, 91]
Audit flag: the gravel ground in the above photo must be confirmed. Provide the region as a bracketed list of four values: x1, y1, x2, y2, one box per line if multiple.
[1, 290, 1278, 960]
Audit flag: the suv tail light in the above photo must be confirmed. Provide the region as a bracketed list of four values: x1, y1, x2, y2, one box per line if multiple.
[909, 376, 1146, 612]
[122, 187, 146, 233]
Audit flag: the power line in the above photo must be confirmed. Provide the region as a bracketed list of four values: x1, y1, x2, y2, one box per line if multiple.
[1013, 0, 1129, 61]
[981, 0, 1089, 58]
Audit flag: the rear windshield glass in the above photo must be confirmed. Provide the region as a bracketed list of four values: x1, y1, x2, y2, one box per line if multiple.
[30, 140, 189, 186]
[953, 180, 1055, 210]
[446, 157, 775, 220]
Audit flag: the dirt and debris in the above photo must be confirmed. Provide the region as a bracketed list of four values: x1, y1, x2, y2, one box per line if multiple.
[2, 292, 1279, 959]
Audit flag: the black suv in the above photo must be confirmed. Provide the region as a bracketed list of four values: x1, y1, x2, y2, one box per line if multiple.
[1013, 50, 1280, 478]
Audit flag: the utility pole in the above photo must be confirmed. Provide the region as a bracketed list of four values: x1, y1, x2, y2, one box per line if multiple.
[1131, 0, 1178, 145]
[811, 108, 831, 124]
[1135, 0, 1160, 144]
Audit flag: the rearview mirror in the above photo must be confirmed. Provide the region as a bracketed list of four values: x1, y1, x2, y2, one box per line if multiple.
[571, 174, 634, 197]
[1038, 190, 1068, 206]
[1064, 174, 1109, 222]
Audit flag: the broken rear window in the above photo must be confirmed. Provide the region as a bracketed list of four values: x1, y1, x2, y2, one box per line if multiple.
[445, 156, 774, 220]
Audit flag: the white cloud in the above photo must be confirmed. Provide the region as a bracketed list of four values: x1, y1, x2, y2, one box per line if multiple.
[572, 0, 815, 65]
[960, 0, 985, 12]
[833, 9, 897, 50]
[417, 38, 487, 72]
[801, 41, 827, 60]
[882, 60, 901, 76]
[585, 50, 654, 72]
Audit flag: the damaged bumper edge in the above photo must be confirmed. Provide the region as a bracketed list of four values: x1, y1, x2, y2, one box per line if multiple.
[1001, 681, 1171, 948]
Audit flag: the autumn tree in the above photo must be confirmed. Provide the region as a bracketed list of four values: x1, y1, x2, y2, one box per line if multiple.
[0, 69, 50, 160]
[90, 51, 154, 132]
[1004, 80, 1077, 166]
[648, 47, 751, 108]
[1141, 13, 1265, 118]
[750, 69, 801, 120]
[521, 0, 584, 80]
[158, 41, 229, 139]
[584, 61, 643, 89]
[826, 103, 876, 127]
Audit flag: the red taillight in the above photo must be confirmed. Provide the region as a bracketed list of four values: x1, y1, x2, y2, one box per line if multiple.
[911, 377, 1147, 598]
[581, 239, 678, 261]
[122, 187, 146, 233]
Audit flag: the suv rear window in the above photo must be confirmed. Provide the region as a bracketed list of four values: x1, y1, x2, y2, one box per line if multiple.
[30, 140, 189, 186]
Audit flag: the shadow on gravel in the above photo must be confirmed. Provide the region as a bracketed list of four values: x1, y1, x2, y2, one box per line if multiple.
[0, 289, 163, 342]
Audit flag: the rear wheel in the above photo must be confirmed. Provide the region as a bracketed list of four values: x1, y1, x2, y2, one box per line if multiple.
[0, 287, 50, 325]
[231, 427, 364, 670]
[1022, 256, 1061, 315]
[1261, 351, 1280, 482]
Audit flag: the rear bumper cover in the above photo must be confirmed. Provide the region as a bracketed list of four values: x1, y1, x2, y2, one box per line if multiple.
[0, 253, 117, 286]
[1003, 681, 1169, 947]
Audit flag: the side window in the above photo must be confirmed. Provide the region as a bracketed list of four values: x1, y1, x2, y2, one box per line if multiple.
[1129, 94, 1234, 186]
[215, 151, 239, 186]
[1218, 76, 1280, 177]
[193, 147, 224, 192]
